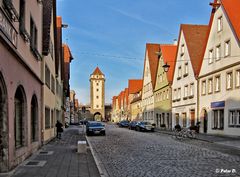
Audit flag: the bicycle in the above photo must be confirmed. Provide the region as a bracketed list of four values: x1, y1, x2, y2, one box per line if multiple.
[172, 127, 196, 140]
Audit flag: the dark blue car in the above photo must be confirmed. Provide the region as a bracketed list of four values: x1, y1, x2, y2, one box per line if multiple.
[129, 121, 137, 130]
[86, 121, 105, 136]
[118, 120, 129, 128]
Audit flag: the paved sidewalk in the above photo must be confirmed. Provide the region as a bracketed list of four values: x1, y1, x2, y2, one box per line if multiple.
[2, 126, 100, 177]
[155, 128, 240, 149]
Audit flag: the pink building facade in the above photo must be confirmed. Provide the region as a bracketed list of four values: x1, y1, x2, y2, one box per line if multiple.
[0, 0, 43, 172]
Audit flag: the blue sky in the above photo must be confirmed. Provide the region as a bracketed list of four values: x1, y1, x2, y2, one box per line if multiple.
[57, 0, 212, 104]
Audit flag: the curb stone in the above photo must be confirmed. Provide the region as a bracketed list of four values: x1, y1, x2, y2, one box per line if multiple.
[86, 136, 109, 177]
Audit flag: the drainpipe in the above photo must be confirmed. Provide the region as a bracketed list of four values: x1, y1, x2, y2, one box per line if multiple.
[196, 76, 200, 124]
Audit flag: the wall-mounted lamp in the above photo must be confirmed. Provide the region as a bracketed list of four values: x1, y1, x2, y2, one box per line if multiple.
[61, 24, 68, 28]
[162, 62, 170, 73]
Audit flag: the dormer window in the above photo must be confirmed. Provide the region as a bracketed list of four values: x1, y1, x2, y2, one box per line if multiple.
[217, 16, 223, 32]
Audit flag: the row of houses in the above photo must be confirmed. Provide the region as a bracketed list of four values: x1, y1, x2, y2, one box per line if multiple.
[112, 0, 240, 137]
[0, 0, 73, 172]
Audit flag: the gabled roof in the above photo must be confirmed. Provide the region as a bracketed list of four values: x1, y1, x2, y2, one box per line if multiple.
[63, 44, 73, 62]
[143, 44, 161, 88]
[92, 67, 104, 76]
[181, 24, 208, 76]
[128, 79, 143, 94]
[118, 91, 125, 107]
[221, 0, 240, 41]
[160, 45, 177, 83]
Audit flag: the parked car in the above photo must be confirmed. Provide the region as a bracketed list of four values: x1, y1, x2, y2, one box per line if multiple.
[129, 121, 137, 130]
[135, 121, 155, 132]
[79, 119, 88, 125]
[86, 121, 105, 136]
[118, 120, 129, 127]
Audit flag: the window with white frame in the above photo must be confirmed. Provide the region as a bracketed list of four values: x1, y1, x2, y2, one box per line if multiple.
[202, 80, 206, 95]
[229, 110, 240, 127]
[215, 75, 221, 92]
[181, 44, 185, 55]
[224, 40, 230, 57]
[189, 83, 194, 97]
[184, 85, 188, 98]
[173, 89, 177, 100]
[166, 89, 169, 99]
[177, 88, 181, 100]
[163, 91, 166, 100]
[209, 49, 213, 64]
[208, 78, 213, 94]
[212, 109, 224, 129]
[160, 92, 162, 101]
[178, 66, 182, 79]
[226, 72, 233, 90]
[217, 16, 223, 32]
[236, 70, 240, 88]
[216, 45, 221, 60]
[184, 62, 188, 76]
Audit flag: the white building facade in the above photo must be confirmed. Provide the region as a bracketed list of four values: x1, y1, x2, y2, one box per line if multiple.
[172, 25, 208, 128]
[141, 44, 160, 124]
[199, 0, 240, 136]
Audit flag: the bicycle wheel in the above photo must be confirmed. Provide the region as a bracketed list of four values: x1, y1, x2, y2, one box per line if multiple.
[188, 130, 196, 139]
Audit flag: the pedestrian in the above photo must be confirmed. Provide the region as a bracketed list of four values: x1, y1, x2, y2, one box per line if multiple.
[56, 120, 63, 139]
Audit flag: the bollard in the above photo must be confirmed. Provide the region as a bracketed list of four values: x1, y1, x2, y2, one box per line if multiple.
[77, 141, 87, 153]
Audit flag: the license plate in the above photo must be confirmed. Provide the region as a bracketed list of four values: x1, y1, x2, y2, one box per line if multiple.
[94, 131, 100, 134]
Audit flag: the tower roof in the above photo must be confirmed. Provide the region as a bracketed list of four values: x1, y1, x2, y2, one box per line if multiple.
[92, 67, 104, 76]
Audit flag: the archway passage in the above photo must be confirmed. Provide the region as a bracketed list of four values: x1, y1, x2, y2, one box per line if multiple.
[94, 112, 102, 121]
[0, 73, 8, 172]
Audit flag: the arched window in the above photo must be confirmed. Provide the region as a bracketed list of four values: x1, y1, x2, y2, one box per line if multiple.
[14, 86, 26, 148]
[31, 95, 38, 142]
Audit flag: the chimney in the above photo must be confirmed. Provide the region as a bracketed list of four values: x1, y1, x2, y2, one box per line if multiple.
[173, 39, 178, 45]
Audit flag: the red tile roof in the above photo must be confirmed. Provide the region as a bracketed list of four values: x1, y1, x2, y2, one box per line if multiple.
[63, 44, 73, 62]
[118, 91, 125, 107]
[92, 67, 104, 76]
[181, 24, 208, 77]
[124, 88, 129, 105]
[221, 0, 240, 41]
[143, 44, 161, 88]
[128, 79, 143, 94]
[160, 45, 177, 83]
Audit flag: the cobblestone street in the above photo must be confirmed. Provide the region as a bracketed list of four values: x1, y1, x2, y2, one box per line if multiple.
[87, 124, 240, 177]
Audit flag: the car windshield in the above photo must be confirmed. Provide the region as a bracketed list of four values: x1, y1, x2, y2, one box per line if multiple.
[140, 122, 151, 125]
[89, 123, 103, 127]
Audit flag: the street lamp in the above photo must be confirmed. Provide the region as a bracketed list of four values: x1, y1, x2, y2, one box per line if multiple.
[155, 51, 170, 73]
[61, 23, 68, 28]
[162, 62, 170, 72]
